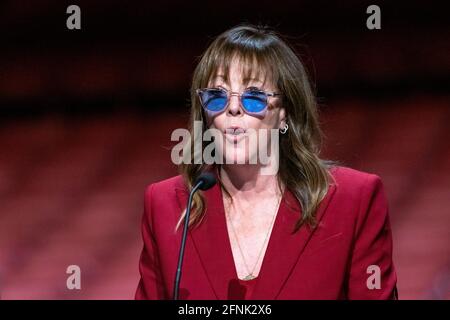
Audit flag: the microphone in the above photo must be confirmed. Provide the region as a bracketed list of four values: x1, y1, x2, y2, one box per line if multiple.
[173, 172, 217, 300]
[195, 172, 217, 191]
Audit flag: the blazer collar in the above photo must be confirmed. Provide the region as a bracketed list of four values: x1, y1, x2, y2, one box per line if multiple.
[175, 174, 337, 300]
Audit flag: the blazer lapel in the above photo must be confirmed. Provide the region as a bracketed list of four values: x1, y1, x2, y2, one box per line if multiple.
[175, 176, 337, 300]
[175, 180, 238, 300]
[251, 182, 337, 299]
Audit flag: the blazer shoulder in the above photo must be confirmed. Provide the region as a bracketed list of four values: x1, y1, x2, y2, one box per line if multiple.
[142, 175, 186, 227]
[325, 166, 389, 235]
[144, 175, 186, 196]
[329, 165, 384, 194]
[328, 165, 388, 219]
[143, 175, 187, 211]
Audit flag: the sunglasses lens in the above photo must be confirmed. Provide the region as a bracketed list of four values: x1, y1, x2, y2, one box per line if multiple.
[242, 91, 267, 113]
[200, 89, 227, 112]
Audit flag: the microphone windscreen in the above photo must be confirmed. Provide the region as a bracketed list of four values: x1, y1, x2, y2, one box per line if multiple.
[195, 172, 217, 191]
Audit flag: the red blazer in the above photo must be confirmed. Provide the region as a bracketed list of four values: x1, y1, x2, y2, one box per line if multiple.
[135, 166, 397, 300]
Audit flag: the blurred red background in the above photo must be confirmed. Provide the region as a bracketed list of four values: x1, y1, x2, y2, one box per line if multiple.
[0, 0, 449, 299]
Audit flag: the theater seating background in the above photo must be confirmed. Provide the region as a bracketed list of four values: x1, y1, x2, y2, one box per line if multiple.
[0, 0, 448, 299]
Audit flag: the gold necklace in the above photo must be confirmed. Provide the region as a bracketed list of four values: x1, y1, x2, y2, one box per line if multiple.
[224, 194, 281, 281]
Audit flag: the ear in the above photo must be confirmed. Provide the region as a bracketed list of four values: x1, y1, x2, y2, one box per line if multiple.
[278, 107, 287, 129]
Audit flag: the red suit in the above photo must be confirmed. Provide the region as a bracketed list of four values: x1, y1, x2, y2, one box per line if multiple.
[135, 166, 398, 299]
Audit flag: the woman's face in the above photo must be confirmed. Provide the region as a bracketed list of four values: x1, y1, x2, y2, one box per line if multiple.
[206, 58, 286, 166]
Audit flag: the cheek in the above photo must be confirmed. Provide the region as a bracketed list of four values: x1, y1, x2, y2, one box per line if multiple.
[209, 114, 224, 129]
[242, 117, 263, 130]
[258, 110, 280, 130]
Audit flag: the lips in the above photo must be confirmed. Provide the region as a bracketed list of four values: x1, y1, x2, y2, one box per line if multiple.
[224, 126, 246, 135]
[224, 126, 247, 142]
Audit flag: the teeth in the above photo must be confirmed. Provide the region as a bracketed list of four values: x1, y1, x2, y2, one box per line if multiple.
[225, 128, 245, 135]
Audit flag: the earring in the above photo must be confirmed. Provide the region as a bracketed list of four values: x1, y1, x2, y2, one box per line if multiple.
[280, 123, 289, 134]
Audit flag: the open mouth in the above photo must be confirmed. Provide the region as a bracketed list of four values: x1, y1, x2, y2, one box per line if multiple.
[224, 127, 247, 142]
[224, 127, 246, 135]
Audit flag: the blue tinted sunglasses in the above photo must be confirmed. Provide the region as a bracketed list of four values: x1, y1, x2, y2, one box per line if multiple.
[196, 88, 282, 117]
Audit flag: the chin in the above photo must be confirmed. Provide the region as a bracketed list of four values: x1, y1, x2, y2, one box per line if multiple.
[223, 148, 259, 165]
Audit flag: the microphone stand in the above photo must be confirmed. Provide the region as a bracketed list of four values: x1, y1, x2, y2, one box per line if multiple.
[173, 180, 203, 300]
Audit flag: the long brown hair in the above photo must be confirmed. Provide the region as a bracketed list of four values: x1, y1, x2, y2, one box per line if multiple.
[178, 24, 337, 234]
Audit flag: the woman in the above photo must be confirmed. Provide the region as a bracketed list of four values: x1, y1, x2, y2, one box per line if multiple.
[135, 24, 398, 300]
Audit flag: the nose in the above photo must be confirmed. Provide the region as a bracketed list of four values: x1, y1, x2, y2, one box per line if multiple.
[226, 93, 243, 117]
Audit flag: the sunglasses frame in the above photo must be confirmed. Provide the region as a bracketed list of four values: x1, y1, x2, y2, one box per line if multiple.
[196, 87, 282, 117]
